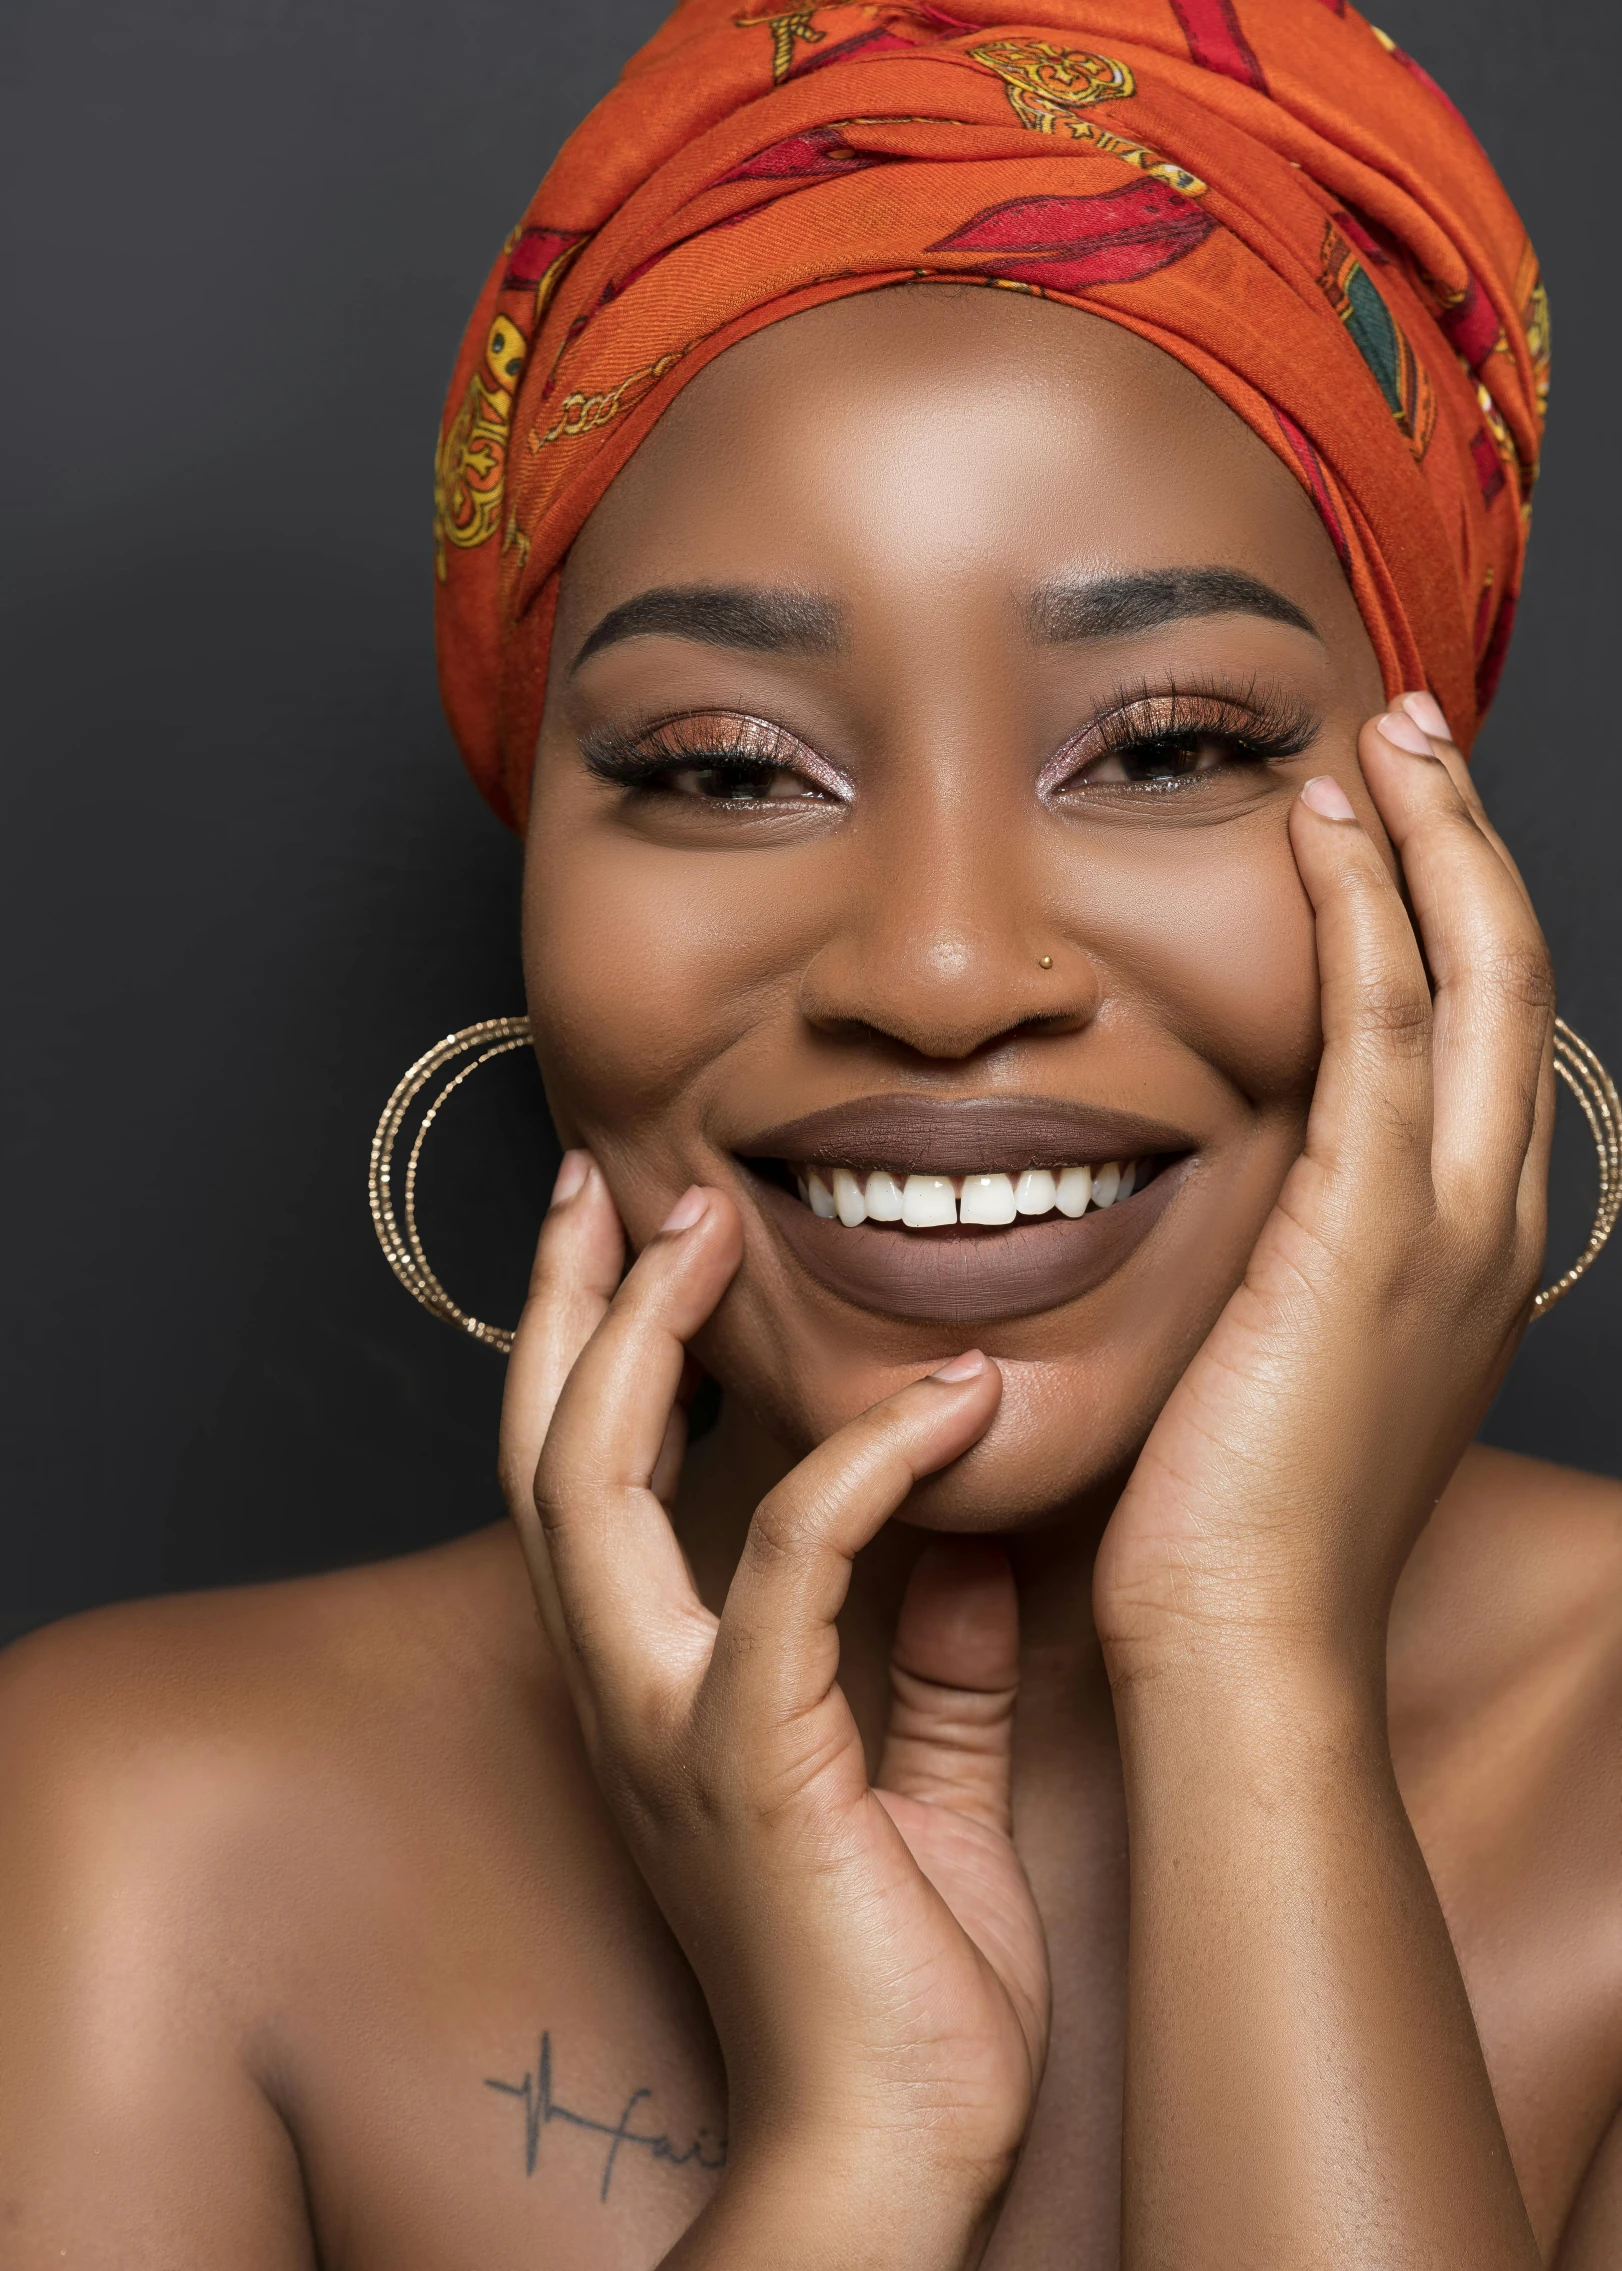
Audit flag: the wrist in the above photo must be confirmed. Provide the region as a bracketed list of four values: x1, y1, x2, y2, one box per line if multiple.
[1106, 1628, 1390, 1784]
[1100, 1596, 1387, 1718]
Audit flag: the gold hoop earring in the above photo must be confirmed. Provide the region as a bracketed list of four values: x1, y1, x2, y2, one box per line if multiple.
[369, 1016, 533, 1354]
[369, 1013, 1619, 1349]
[1532, 1017, 1621, 1317]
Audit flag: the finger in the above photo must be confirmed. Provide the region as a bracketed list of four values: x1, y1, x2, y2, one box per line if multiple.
[1396, 691, 1533, 908]
[532, 1186, 743, 1706]
[650, 1401, 689, 1512]
[1395, 695, 1556, 1287]
[1287, 769, 1435, 1197]
[1515, 1018, 1557, 1269]
[497, 1151, 624, 1537]
[709, 1353, 1003, 1737]
[877, 1539, 1019, 1837]
[1359, 710, 1553, 1205]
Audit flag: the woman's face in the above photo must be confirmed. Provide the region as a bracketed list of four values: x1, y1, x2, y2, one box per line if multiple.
[525, 285, 1387, 1527]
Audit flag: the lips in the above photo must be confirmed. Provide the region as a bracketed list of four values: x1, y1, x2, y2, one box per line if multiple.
[736, 1093, 1195, 1325]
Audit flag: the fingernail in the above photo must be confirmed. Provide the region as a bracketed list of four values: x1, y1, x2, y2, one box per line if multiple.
[931, 1350, 987, 1383]
[550, 1151, 590, 1207]
[1401, 690, 1452, 743]
[660, 1186, 709, 1234]
[1300, 774, 1357, 821]
[1376, 708, 1434, 756]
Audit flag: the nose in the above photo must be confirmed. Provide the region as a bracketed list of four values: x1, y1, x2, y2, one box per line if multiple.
[796, 795, 1101, 1063]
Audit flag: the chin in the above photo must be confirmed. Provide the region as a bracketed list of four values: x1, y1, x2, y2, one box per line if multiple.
[697, 1300, 1220, 1534]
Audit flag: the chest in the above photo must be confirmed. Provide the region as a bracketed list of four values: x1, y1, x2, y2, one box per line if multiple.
[278, 1698, 1613, 2270]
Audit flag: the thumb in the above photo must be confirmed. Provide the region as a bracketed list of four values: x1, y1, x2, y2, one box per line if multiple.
[876, 1538, 1020, 1836]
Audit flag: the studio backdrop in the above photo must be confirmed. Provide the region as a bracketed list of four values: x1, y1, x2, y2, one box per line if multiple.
[3, 0, 1618, 1644]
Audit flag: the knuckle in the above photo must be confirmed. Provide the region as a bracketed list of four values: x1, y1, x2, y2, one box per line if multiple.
[1478, 940, 1556, 1018]
[1330, 853, 1394, 908]
[742, 1490, 809, 1575]
[1431, 1201, 1540, 1320]
[1350, 973, 1432, 1052]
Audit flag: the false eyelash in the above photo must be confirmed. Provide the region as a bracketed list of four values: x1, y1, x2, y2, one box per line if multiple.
[580, 711, 847, 798]
[1058, 677, 1320, 786]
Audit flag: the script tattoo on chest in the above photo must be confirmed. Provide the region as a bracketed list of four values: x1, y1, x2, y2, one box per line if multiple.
[485, 2031, 728, 2204]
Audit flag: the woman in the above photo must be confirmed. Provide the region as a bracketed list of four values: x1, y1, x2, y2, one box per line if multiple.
[3, 2, 1620, 2264]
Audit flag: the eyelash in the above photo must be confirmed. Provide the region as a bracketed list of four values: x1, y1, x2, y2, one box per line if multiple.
[580, 682, 1318, 807]
[581, 713, 848, 803]
[1045, 680, 1318, 795]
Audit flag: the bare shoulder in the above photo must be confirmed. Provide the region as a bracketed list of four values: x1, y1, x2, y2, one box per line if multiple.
[1386, 1449, 1622, 2237]
[0, 1534, 625, 2263]
[0, 1522, 556, 1845]
[0, 1523, 576, 2071]
[1394, 1442, 1622, 1713]
[1391, 1442, 1622, 1999]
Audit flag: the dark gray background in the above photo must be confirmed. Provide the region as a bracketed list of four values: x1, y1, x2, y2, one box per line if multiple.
[4, 0, 1616, 1646]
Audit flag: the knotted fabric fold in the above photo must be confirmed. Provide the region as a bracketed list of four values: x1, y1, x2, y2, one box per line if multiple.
[434, 0, 1546, 830]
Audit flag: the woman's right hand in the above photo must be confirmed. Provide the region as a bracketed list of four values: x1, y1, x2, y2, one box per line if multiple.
[497, 1158, 1050, 2270]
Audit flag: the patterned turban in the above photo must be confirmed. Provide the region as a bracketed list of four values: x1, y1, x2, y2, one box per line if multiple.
[434, 0, 1547, 830]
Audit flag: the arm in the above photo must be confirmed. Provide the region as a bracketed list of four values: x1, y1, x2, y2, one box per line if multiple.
[1097, 707, 1552, 2266]
[1115, 1658, 1533, 2264]
[0, 1628, 315, 2270]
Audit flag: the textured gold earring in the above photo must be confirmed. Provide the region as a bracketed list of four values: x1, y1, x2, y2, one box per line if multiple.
[369, 1012, 1618, 1349]
[1532, 1018, 1621, 1316]
[369, 1016, 533, 1353]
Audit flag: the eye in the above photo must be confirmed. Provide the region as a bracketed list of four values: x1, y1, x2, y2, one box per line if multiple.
[659, 759, 829, 803]
[1076, 727, 1259, 786]
[581, 712, 850, 807]
[1046, 687, 1318, 799]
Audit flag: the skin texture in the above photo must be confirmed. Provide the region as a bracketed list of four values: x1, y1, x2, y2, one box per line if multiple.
[3, 286, 1622, 2269]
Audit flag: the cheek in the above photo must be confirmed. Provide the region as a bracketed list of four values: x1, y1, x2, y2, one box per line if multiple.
[1094, 813, 1322, 1102]
[524, 831, 716, 1117]
[521, 808, 823, 1216]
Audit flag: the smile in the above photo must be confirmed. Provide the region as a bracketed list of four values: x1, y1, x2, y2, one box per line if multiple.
[738, 1095, 1194, 1326]
[792, 1160, 1139, 1227]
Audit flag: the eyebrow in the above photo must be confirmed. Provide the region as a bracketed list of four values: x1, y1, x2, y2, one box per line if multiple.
[1027, 567, 1320, 644]
[571, 584, 845, 672]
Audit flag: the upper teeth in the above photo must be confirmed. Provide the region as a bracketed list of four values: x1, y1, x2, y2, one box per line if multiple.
[796, 1161, 1138, 1227]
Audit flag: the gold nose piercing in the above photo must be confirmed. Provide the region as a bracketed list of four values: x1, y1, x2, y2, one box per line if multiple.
[1038, 955, 1053, 969]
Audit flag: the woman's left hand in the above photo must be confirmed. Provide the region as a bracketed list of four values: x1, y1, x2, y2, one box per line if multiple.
[1095, 696, 1556, 1686]
[1096, 696, 1552, 2269]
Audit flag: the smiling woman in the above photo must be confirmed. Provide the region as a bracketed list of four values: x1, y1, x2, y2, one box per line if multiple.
[7, 3, 1622, 2269]
[522, 284, 1380, 1494]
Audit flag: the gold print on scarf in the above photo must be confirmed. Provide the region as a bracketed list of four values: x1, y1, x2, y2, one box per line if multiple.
[1515, 239, 1550, 432]
[434, 315, 527, 580]
[735, 9, 825, 81]
[969, 40, 1207, 196]
[535, 349, 685, 446]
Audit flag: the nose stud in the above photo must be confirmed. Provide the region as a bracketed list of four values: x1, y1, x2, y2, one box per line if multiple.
[1038, 955, 1053, 969]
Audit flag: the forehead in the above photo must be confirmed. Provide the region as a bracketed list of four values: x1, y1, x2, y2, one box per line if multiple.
[555, 284, 1362, 650]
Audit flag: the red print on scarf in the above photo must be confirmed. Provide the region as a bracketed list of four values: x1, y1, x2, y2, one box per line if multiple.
[927, 182, 1215, 291]
[1169, 0, 1268, 92]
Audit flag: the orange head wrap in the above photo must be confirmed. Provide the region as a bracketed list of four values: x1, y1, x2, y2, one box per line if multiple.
[433, 0, 1547, 830]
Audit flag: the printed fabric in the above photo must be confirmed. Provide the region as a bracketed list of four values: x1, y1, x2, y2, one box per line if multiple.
[433, 0, 1547, 829]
